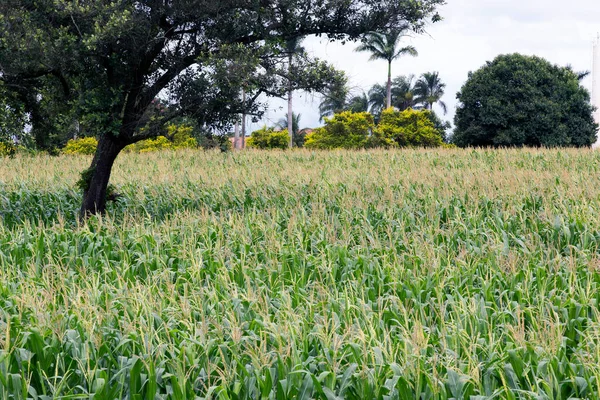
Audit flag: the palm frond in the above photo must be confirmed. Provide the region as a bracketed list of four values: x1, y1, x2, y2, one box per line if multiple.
[394, 45, 418, 59]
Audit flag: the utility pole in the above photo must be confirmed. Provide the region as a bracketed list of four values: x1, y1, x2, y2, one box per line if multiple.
[593, 34, 600, 148]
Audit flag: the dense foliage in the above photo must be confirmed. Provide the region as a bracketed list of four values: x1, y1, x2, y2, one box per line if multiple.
[305, 109, 445, 149]
[62, 126, 199, 155]
[378, 108, 444, 147]
[0, 141, 16, 157]
[63, 137, 99, 155]
[247, 127, 289, 150]
[127, 125, 198, 152]
[453, 54, 598, 147]
[0, 82, 29, 146]
[1, 149, 600, 398]
[305, 111, 388, 149]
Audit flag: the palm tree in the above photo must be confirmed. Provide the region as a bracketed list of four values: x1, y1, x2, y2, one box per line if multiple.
[277, 112, 303, 147]
[285, 37, 304, 148]
[345, 92, 369, 113]
[391, 74, 418, 111]
[367, 84, 387, 117]
[414, 72, 447, 114]
[367, 75, 418, 119]
[355, 27, 418, 109]
[319, 75, 349, 120]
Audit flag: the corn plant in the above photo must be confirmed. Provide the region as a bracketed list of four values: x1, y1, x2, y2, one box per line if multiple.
[0, 148, 600, 399]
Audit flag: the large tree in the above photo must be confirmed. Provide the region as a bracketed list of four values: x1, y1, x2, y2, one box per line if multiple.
[453, 54, 598, 148]
[0, 0, 443, 216]
[355, 26, 418, 109]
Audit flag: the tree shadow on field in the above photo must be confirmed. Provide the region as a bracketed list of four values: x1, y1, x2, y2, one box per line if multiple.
[0, 182, 312, 229]
[0, 187, 82, 229]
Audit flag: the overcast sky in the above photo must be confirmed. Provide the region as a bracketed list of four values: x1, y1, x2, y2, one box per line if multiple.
[250, 0, 600, 131]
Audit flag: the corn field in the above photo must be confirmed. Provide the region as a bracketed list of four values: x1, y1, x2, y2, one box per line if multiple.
[1, 149, 600, 399]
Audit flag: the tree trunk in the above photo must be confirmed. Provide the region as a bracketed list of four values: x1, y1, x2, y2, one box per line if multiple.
[79, 135, 124, 218]
[234, 121, 240, 150]
[386, 61, 392, 109]
[241, 88, 247, 149]
[288, 53, 294, 148]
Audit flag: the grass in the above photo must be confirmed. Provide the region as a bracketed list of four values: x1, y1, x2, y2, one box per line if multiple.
[1, 148, 600, 399]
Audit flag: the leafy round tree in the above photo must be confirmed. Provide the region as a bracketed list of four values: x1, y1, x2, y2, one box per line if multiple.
[453, 54, 598, 148]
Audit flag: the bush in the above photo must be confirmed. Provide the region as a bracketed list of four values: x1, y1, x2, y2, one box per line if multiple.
[168, 125, 198, 149]
[0, 141, 16, 157]
[305, 111, 391, 149]
[63, 137, 99, 155]
[377, 108, 444, 147]
[426, 110, 452, 143]
[129, 136, 173, 153]
[126, 124, 198, 152]
[247, 127, 289, 149]
[453, 53, 598, 147]
[63, 125, 198, 155]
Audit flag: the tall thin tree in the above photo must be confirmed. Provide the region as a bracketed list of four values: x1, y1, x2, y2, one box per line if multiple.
[355, 26, 418, 109]
[241, 88, 247, 148]
[277, 112, 303, 147]
[414, 71, 447, 114]
[285, 37, 304, 148]
[234, 121, 240, 149]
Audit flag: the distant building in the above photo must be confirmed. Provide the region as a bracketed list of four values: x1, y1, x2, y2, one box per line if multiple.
[298, 128, 314, 136]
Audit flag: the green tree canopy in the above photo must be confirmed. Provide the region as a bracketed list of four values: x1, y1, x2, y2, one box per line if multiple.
[0, 82, 29, 146]
[0, 0, 443, 216]
[453, 53, 598, 148]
